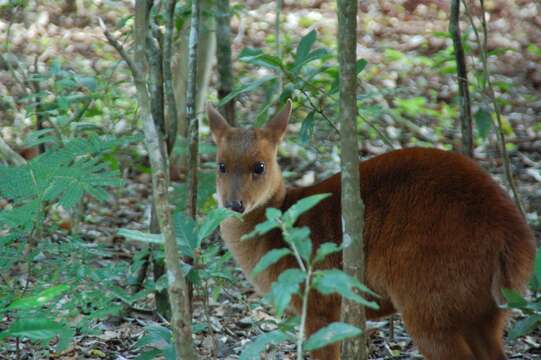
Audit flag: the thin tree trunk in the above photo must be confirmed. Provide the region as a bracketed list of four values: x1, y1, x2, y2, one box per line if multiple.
[135, 1, 195, 355]
[275, 0, 283, 94]
[449, 0, 473, 158]
[337, 0, 368, 359]
[151, 0, 180, 317]
[215, 0, 235, 125]
[186, 0, 199, 220]
[102, 3, 196, 357]
[460, 0, 525, 217]
[172, 1, 215, 174]
[145, 4, 165, 138]
[163, 0, 178, 151]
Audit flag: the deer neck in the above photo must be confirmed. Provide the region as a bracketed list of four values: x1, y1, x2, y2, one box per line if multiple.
[219, 177, 287, 293]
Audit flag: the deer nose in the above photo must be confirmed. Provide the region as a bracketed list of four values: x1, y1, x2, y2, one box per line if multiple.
[226, 200, 244, 213]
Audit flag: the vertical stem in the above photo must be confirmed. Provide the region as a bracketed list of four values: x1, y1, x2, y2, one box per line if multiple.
[164, 0, 179, 151]
[337, 0, 367, 359]
[186, 0, 200, 219]
[275, 0, 283, 94]
[215, 0, 235, 125]
[145, 1, 166, 138]
[462, 0, 525, 217]
[478, 0, 524, 217]
[297, 267, 312, 360]
[449, 0, 473, 158]
[133, 1, 196, 358]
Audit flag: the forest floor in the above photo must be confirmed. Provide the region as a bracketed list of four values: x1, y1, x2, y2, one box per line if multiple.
[1, 0, 540, 359]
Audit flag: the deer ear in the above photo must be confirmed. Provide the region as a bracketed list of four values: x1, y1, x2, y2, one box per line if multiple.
[265, 99, 291, 143]
[208, 104, 231, 143]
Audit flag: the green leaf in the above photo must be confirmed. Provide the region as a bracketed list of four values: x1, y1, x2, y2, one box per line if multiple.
[8, 284, 70, 310]
[266, 268, 306, 316]
[292, 48, 329, 73]
[136, 349, 163, 360]
[252, 248, 292, 276]
[239, 48, 284, 71]
[286, 227, 312, 262]
[198, 208, 237, 241]
[255, 101, 273, 127]
[501, 288, 528, 309]
[284, 194, 330, 226]
[528, 44, 541, 57]
[304, 322, 361, 351]
[296, 30, 317, 62]
[76, 76, 97, 91]
[314, 242, 342, 264]
[239, 330, 291, 360]
[312, 269, 379, 309]
[241, 208, 282, 240]
[356, 59, 368, 74]
[55, 326, 75, 352]
[175, 212, 198, 256]
[384, 48, 405, 62]
[534, 247, 541, 284]
[474, 108, 493, 139]
[508, 314, 541, 339]
[0, 318, 66, 341]
[299, 110, 316, 144]
[23, 129, 58, 148]
[118, 229, 164, 244]
[218, 75, 277, 106]
[134, 325, 172, 348]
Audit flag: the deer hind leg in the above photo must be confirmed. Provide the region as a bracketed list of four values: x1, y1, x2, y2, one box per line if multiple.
[401, 311, 475, 360]
[408, 329, 475, 360]
[464, 310, 508, 360]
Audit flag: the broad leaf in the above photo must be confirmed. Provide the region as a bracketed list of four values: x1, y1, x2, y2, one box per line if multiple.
[266, 268, 306, 316]
[218, 76, 277, 106]
[534, 247, 541, 285]
[296, 30, 317, 63]
[312, 269, 379, 309]
[175, 212, 198, 256]
[242, 208, 282, 240]
[299, 110, 316, 144]
[508, 314, 541, 339]
[314, 242, 342, 264]
[134, 325, 172, 348]
[252, 248, 292, 276]
[286, 227, 312, 262]
[240, 330, 292, 360]
[8, 284, 70, 310]
[284, 194, 330, 226]
[304, 322, 361, 351]
[501, 288, 528, 309]
[118, 229, 164, 244]
[239, 48, 284, 71]
[474, 107, 493, 140]
[292, 48, 329, 73]
[198, 208, 237, 241]
[0, 318, 66, 341]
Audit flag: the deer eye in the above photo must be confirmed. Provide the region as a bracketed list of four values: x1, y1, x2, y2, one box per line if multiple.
[254, 162, 265, 175]
[218, 162, 226, 173]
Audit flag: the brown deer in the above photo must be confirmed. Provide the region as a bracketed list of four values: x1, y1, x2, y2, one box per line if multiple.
[208, 100, 535, 360]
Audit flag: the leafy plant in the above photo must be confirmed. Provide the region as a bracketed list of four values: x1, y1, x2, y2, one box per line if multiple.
[121, 208, 240, 357]
[0, 133, 134, 355]
[501, 247, 541, 339]
[239, 194, 379, 358]
[0, 135, 132, 242]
